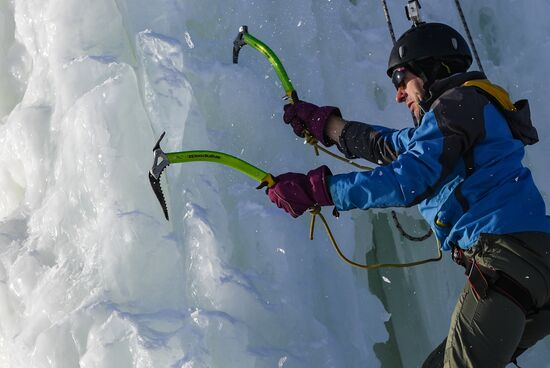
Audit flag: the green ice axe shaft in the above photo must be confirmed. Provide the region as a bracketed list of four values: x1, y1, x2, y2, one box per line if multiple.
[233, 25, 298, 103]
[149, 132, 276, 220]
[148, 136, 437, 270]
[166, 152, 275, 186]
[233, 26, 372, 170]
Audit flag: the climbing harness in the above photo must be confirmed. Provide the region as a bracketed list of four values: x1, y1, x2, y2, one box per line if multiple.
[451, 246, 535, 316]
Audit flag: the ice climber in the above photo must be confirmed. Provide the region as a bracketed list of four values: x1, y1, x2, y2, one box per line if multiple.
[266, 22, 550, 367]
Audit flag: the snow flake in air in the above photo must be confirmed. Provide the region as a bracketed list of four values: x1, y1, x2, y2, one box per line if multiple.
[184, 32, 195, 49]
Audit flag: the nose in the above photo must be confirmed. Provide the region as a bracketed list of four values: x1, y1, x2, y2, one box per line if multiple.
[395, 87, 406, 103]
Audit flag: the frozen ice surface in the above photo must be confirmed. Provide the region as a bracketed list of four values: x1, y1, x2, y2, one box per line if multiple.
[0, 0, 549, 367]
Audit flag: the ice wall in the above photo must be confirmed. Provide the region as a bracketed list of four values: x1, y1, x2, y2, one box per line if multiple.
[0, 0, 549, 367]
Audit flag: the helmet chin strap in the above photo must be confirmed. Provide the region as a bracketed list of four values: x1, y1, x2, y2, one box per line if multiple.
[411, 60, 454, 94]
[412, 95, 427, 126]
[412, 60, 456, 125]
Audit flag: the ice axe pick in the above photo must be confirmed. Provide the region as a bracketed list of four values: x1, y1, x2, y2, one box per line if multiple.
[148, 132, 276, 220]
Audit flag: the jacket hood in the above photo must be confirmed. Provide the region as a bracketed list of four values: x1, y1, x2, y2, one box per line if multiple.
[419, 71, 486, 112]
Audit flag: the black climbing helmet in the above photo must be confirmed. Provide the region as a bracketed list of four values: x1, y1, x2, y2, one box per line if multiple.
[387, 22, 473, 88]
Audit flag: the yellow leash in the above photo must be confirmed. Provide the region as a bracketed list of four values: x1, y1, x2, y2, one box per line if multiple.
[301, 131, 441, 270]
[308, 206, 443, 270]
[303, 131, 374, 171]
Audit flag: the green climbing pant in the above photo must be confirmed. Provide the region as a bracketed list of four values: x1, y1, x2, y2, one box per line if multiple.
[424, 232, 550, 368]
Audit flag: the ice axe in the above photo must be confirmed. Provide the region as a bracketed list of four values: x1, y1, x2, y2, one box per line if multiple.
[233, 26, 371, 171]
[147, 133, 441, 270]
[148, 132, 276, 220]
[231, 26, 441, 269]
[233, 25, 298, 103]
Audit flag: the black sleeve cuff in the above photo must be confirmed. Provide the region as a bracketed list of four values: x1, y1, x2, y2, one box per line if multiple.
[337, 121, 399, 165]
[336, 122, 359, 159]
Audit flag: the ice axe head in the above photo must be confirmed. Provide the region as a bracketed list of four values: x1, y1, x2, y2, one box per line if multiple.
[233, 25, 248, 64]
[149, 132, 170, 220]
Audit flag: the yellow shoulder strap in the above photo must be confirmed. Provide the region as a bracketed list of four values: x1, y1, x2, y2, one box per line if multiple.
[463, 79, 517, 112]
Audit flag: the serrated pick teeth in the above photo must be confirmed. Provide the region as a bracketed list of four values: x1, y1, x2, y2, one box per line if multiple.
[149, 168, 169, 220]
[149, 132, 170, 220]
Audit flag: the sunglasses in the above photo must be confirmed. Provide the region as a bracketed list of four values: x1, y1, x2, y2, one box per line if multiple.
[391, 67, 407, 89]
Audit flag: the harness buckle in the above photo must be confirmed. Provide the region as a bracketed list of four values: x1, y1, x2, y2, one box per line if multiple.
[466, 259, 489, 301]
[451, 245, 536, 315]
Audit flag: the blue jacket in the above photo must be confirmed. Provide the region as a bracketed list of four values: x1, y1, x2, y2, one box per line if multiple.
[328, 72, 550, 251]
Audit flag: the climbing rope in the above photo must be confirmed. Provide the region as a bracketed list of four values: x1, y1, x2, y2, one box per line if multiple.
[235, 20, 433, 245]
[306, 127, 435, 267]
[303, 131, 373, 171]
[453, 0, 485, 74]
[304, 0, 494, 267]
[309, 206, 442, 270]
[381, 0, 397, 43]
[379, 0, 434, 243]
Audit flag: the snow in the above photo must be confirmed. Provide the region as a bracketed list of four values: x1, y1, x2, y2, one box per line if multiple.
[1, 0, 549, 367]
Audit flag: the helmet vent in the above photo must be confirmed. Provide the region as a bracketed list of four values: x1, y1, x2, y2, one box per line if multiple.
[399, 45, 406, 59]
[451, 37, 458, 50]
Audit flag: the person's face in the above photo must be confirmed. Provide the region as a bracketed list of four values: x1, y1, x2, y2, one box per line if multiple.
[392, 67, 425, 121]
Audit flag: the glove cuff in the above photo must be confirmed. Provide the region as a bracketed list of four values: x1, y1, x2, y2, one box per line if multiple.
[309, 106, 341, 146]
[306, 165, 334, 206]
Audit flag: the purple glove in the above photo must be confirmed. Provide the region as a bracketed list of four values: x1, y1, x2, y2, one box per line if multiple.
[283, 101, 341, 146]
[267, 165, 334, 218]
